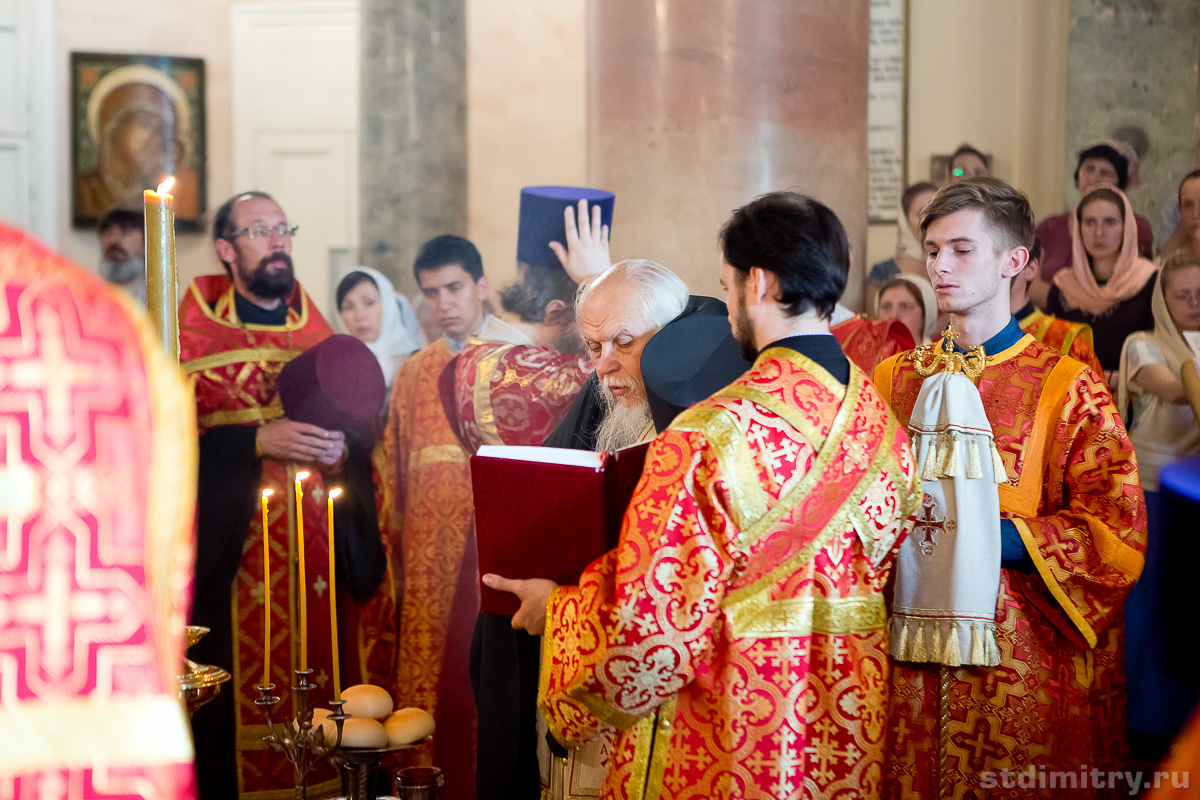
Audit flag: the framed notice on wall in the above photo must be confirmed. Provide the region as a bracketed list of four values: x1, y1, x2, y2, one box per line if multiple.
[868, 0, 907, 223]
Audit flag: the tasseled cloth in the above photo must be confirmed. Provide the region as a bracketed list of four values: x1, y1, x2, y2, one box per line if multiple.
[889, 369, 1005, 667]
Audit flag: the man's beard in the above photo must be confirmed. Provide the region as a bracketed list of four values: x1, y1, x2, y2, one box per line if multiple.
[594, 379, 653, 452]
[731, 289, 758, 362]
[101, 252, 145, 286]
[241, 253, 296, 300]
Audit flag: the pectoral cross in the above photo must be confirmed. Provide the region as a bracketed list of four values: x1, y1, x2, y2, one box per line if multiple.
[913, 493, 953, 557]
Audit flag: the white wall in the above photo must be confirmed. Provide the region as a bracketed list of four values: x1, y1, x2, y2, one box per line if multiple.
[868, 0, 1069, 268]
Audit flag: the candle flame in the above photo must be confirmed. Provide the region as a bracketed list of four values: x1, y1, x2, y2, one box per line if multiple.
[156, 177, 175, 194]
[296, 471, 310, 481]
[262, 488, 274, 499]
[329, 488, 343, 500]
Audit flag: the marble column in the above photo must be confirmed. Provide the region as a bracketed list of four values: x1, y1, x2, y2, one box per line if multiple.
[360, 0, 467, 296]
[1065, 0, 1200, 243]
[588, 0, 870, 308]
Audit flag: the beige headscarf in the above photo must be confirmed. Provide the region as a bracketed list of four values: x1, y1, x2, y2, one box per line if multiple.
[877, 274, 940, 343]
[1118, 256, 1200, 416]
[1053, 185, 1157, 317]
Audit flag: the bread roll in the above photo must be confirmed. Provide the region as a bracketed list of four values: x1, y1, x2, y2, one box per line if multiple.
[341, 684, 394, 719]
[384, 707, 435, 745]
[338, 717, 389, 748]
[310, 708, 336, 744]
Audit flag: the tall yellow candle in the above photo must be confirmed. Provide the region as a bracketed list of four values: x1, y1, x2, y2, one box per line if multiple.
[327, 488, 343, 701]
[295, 471, 310, 672]
[143, 177, 178, 362]
[261, 489, 273, 687]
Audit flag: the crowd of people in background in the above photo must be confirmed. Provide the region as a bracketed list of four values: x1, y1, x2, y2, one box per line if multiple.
[71, 133, 1200, 799]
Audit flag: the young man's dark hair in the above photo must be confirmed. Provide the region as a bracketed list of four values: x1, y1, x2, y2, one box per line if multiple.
[98, 207, 144, 235]
[413, 234, 484, 282]
[919, 177, 1036, 255]
[1074, 144, 1129, 191]
[211, 190, 277, 275]
[498, 267, 578, 324]
[719, 191, 849, 321]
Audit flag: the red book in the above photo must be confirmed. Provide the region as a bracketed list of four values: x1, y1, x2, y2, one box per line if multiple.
[471, 442, 651, 615]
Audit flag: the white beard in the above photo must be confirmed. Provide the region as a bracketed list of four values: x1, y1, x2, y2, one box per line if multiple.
[595, 385, 653, 452]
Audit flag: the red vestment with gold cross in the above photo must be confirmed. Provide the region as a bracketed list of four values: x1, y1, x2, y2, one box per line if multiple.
[179, 274, 342, 799]
[539, 349, 920, 800]
[875, 334, 1146, 800]
[0, 224, 197, 798]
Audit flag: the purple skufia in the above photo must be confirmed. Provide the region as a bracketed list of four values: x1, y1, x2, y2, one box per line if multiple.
[276, 334, 386, 444]
[517, 185, 615, 269]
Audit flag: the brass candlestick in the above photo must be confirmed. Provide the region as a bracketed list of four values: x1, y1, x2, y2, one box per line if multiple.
[255, 669, 348, 800]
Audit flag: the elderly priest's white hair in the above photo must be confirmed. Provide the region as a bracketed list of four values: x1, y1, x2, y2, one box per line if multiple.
[576, 258, 689, 335]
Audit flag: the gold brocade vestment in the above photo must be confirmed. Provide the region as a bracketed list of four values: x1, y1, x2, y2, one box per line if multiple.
[876, 333, 1146, 800]
[540, 349, 920, 800]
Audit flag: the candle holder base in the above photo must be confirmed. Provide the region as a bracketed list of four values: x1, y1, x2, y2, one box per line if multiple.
[255, 671, 348, 800]
[328, 739, 430, 800]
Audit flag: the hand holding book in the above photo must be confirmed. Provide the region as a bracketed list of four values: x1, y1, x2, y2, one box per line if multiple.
[481, 575, 557, 635]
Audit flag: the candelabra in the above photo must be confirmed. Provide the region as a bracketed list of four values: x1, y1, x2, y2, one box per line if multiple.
[255, 670, 347, 800]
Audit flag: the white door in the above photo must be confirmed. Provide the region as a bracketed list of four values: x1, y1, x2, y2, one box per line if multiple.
[231, 1, 359, 319]
[0, 0, 55, 243]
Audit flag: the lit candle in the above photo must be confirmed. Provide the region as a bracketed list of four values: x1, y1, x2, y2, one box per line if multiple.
[261, 488, 273, 687]
[327, 488, 343, 701]
[143, 177, 178, 361]
[295, 471, 310, 672]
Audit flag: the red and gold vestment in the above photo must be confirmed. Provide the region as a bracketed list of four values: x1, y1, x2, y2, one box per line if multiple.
[875, 334, 1146, 799]
[831, 316, 915, 377]
[384, 322, 531, 799]
[179, 275, 341, 799]
[1017, 307, 1104, 379]
[450, 341, 590, 454]
[0, 224, 197, 798]
[539, 348, 920, 800]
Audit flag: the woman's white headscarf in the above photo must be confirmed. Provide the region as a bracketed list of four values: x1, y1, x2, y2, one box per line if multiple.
[335, 266, 419, 389]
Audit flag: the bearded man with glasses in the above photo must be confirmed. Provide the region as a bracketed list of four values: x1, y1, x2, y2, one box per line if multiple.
[179, 191, 347, 799]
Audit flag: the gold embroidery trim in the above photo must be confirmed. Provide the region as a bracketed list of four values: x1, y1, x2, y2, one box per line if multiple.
[182, 347, 304, 374]
[722, 422, 908, 610]
[625, 713, 658, 800]
[190, 281, 311, 332]
[644, 697, 676, 800]
[198, 403, 284, 429]
[408, 444, 467, 469]
[0, 695, 194, 772]
[719, 368, 864, 550]
[1012, 517, 1097, 648]
[726, 594, 887, 639]
[672, 406, 769, 531]
[472, 344, 514, 447]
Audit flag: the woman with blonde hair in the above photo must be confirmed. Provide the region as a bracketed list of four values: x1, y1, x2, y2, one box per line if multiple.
[1046, 184, 1157, 384]
[1118, 254, 1200, 751]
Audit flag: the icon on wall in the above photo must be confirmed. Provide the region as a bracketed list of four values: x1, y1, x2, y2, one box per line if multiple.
[71, 52, 206, 231]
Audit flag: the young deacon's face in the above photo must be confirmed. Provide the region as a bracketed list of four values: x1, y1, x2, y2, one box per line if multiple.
[924, 208, 1017, 318]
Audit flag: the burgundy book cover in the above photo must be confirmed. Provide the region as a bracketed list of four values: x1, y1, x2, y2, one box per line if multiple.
[471, 442, 651, 615]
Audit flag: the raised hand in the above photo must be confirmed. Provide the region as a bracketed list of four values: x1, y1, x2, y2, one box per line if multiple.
[549, 199, 611, 283]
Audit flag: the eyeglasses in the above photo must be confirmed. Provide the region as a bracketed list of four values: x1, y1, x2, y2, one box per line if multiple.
[1167, 289, 1200, 305]
[228, 223, 299, 240]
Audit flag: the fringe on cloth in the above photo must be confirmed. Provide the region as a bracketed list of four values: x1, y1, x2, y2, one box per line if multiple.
[889, 616, 1000, 667]
[910, 429, 1008, 484]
